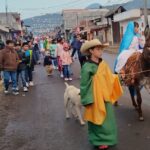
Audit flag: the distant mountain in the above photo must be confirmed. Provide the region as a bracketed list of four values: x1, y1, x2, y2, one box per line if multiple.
[86, 0, 150, 10]
[24, 13, 62, 35]
[123, 0, 150, 10]
[86, 3, 102, 9]
[24, 0, 150, 35]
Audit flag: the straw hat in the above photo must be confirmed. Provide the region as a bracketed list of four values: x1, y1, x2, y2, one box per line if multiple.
[81, 39, 109, 55]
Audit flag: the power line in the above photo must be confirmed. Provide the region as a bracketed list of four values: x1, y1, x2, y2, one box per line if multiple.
[16, 0, 87, 11]
[103, 0, 132, 6]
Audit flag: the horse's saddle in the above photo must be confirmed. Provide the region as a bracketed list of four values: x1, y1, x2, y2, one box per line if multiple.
[120, 52, 142, 86]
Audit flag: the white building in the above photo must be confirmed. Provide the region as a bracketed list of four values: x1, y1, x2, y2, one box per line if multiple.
[114, 8, 150, 37]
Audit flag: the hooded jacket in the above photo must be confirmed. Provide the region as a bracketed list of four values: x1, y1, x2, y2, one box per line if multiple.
[0, 46, 19, 71]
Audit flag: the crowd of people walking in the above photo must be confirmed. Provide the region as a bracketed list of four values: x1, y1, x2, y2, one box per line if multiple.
[0, 33, 88, 95]
[0, 21, 149, 150]
[0, 38, 40, 95]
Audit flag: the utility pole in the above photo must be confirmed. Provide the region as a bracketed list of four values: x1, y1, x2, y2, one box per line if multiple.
[5, 0, 10, 40]
[144, 0, 148, 26]
[5, 0, 8, 25]
[76, 13, 79, 27]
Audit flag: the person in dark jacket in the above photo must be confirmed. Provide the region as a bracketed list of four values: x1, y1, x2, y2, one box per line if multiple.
[15, 42, 29, 92]
[25, 41, 35, 86]
[71, 34, 87, 67]
[33, 41, 40, 64]
[44, 51, 53, 76]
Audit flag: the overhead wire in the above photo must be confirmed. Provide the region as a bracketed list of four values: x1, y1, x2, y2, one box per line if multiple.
[13, 0, 88, 11]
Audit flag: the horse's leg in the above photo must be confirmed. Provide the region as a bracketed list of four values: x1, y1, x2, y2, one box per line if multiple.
[128, 86, 138, 109]
[135, 86, 144, 121]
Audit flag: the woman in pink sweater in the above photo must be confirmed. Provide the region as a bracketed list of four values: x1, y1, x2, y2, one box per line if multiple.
[60, 43, 72, 81]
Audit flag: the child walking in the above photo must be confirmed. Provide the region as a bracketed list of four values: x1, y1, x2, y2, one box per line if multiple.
[23, 41, 35, 87]
[15, 42, 29, 92]
[60, 43, 72, 81]
[44, 51, 53, 76]
[80, 39, 123, 150]
[49, 39, 58, 69]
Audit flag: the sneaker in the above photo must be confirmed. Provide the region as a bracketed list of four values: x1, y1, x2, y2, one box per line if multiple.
[12, 91, 19, 95]
[64, 78, 69, 81]
[29, 81, 34, 86]
[23, 87, 28, 92]
[16, 87, 19, 91]
[26, 82, 29, 88]
[4, 90, 9, 94]
[69, 78, 72, 81]
[60, 74, 64, 78]
[37, 61, 41, 64]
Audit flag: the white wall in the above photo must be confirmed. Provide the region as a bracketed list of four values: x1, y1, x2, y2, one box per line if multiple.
[114, 9, 141, 22]
[119, 15, 150, 38]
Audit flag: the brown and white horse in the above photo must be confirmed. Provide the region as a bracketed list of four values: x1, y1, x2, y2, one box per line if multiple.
[121, 26, 150, 121]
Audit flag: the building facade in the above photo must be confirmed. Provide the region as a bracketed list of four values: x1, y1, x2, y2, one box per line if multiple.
[0, 12, 22, 41]
[114, 8, 150, 37]
[62, 9, 109, 40]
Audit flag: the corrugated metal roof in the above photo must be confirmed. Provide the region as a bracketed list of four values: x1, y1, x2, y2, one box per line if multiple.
[105, 6, 126, 17]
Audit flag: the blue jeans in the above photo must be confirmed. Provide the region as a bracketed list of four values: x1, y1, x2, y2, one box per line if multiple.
[17, 70, 26, 87]
[33, 51, 40, 63]
[3, 71, 17, 90]
[68, 65, 73, 75]
[51, 58, 58, 68]
[25, 66, 33, 82]
[63, 65, 71, 78]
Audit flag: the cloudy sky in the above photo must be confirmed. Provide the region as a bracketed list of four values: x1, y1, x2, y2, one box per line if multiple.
[0, 0, 132, 19]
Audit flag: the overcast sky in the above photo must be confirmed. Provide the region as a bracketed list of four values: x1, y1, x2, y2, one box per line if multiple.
[0, 0, 132, 19]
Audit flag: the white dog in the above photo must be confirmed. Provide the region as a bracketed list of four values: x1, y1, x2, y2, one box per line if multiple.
[64, 83, 85, 125]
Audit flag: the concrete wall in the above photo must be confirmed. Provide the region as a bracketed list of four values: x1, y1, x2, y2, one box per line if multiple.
[119, 15, 150, 37]
[62, 9, 109, 30]
[114, 9, 141, 22]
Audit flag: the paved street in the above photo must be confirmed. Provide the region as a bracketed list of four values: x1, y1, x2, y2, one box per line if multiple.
[0, 52, 150, 150]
